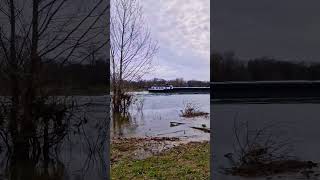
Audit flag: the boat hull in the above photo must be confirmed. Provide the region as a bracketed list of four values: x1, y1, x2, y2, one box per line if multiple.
[212, 81, 320, 99]
[148, 87, 210, 94]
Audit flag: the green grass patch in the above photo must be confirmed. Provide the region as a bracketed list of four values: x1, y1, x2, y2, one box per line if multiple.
[111, 142, 209, 180]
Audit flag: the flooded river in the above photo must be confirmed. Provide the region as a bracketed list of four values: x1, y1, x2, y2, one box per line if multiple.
[0, 96, 109, 180]
[0, 93, 209, 180]
[111, 92, 210, 142]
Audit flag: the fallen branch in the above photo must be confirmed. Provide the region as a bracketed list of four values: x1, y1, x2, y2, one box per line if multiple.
[191, 126, 210, 133]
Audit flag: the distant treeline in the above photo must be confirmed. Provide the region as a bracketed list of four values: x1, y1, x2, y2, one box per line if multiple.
[0, 59, 109, 95]
[124, 78, 210, 90]
[212, 52, 320, 81]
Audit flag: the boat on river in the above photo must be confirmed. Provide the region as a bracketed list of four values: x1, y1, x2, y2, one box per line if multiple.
[212, 80, 320, 100]
[148, 85, 210, 94]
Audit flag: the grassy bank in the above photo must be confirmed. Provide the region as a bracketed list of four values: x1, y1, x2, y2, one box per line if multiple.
[111, 140, 209, 179]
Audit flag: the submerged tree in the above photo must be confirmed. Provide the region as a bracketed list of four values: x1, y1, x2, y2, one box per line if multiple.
[110, 0, 158, 113]
[0, 0, 109, 178]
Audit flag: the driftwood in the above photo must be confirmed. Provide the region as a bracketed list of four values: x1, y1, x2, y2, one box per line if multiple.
[157, 130, 185, 136]
[170, 122, 185, 127]
[191, 126, 210, 133]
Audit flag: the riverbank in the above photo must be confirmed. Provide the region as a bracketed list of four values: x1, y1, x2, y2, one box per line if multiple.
[111, 137, 209, 179]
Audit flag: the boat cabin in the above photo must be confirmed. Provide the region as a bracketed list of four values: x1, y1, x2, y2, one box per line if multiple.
[148, 85, 173, 90]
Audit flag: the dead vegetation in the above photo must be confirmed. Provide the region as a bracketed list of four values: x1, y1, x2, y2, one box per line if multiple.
[134, 96, 145, 112]
[180, 102, 209, 118]
[111, 137, 180, 162]
[222, 118, 318, 178]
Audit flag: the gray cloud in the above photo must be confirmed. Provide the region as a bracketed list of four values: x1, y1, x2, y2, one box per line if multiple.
[143, 0, 210, 80]
[212, 0, 320, 61]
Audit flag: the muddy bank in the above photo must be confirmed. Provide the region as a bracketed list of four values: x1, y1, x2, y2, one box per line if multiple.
[111, 137, 201, 162]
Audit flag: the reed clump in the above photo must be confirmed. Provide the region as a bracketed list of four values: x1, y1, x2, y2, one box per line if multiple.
[180, 102, 209, 118]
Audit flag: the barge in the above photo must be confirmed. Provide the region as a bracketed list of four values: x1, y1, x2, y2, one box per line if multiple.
[148, 85, 210, 94]
[211, 80, 320, 100]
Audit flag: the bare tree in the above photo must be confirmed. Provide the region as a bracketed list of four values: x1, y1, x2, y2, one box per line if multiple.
[110, 0, 158, 113]
[0, 0, 109, 177]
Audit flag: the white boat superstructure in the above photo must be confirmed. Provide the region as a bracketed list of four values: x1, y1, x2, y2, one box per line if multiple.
[148, 85, 173, 91]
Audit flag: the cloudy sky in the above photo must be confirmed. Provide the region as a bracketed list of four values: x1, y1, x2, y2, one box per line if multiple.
[142, 0, 210, 81]
[213, 0, 320, 62]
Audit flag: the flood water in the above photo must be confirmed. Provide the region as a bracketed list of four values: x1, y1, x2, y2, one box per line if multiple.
[0, 96, 109, 180]
[212, 102, 320, 180]
[111, 92, 210, 142]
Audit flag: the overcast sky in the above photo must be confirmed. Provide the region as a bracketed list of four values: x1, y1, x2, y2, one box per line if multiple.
[212, 0, 320, 62]
[142, 0, 210, 81]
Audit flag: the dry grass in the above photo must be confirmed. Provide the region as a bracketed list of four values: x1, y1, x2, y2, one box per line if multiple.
[111, 138, 209, 179]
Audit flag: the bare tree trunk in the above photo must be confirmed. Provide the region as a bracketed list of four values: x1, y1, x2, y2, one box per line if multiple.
[1, 0, 109, 164]
[111, 0, 158, 114]
[117, 6, 126, 113]
[16, 0, 41, 160]
[8, 0, 26, 159]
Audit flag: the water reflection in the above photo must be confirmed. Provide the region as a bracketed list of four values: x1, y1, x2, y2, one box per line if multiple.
[4, 155, 66, 180]
[0, 96, 109, 180]
[112, 113, 132, 137]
